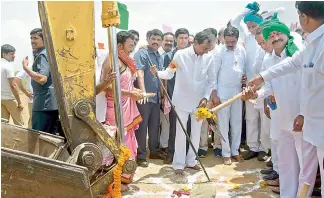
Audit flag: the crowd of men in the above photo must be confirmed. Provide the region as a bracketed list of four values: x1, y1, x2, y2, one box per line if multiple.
[1, 1, 323, 197]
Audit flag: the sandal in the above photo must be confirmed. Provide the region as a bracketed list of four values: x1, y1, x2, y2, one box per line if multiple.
[266, 179, 279, 187]
[232, 155, 244, 162]
[223, 157, 232, 165]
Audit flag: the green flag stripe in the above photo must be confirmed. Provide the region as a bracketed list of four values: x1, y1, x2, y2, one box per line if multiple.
[117, 2, 129, 30]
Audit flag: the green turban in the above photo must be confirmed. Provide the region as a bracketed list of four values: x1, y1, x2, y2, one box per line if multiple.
[262, 19, 298, 57]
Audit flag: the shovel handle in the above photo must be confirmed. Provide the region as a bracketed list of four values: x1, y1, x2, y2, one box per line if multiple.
[209, 93, 242, 113]
[298, 182, 310, 198]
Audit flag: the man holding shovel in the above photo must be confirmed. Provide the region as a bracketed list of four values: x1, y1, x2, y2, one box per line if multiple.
[150, 30, 219, 174]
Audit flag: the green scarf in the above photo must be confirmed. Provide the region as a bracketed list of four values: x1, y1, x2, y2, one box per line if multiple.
[262, 19, 298, 57]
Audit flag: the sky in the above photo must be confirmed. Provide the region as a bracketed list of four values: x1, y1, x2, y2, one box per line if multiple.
[1, 0, 298, 71]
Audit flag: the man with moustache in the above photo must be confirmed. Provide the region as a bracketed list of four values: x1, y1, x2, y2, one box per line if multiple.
[213, 27, 246, 165]
[243, 16, 318, 197]
[253, 24, 279, 184]
[22, 28, 61, 135]
[150, 30, 218, 174]
[134, 29, 165, 167]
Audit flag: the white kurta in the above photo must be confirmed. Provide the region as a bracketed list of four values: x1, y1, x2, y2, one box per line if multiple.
[157, 46, 216, 170]
[260, 25, 324, 148]
[215, 45, 246, 157]
[158, 46, 170, 148]
[259, 35, 319, 197]
[231, 8, 265, 153]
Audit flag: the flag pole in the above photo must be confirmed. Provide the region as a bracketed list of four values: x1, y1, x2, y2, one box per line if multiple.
[102, 1, 125, 145]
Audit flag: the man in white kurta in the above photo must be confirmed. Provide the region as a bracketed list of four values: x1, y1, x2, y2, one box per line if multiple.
[247, 5, 324, 195]
[151, 31, 217, 173]
[231, 2, 285, 160]
[214, 27, 246, 165]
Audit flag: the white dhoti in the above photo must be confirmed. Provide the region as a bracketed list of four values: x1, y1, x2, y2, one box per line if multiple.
[245, 101, 265, 152]
[270, 109, 280, 173]
[217, 97, 242, 157]
[260, 107, 271, 151]
[199, 120, 209, 151]
[160, 110, 170, 148]
[270, 139, 279, 172]
[277, 130, 318, 198]
[316, 146, 324, 197]
[172, 108, 202, 170]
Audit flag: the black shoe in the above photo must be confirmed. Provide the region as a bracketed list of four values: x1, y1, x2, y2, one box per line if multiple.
[149, 153, 166, 160]
[198, 149, 208, 158]
[312, 187, 321, 196]
[163, 155, 173, 164]
[136, 159, 149, 167]
[243, 151, 258, 160]
[263, 171, 279, 180]
[213, 148, 222, 157]
[160, 147, 168, 155]
[258, 151, 269, 161]
[260, 167, 273, 175]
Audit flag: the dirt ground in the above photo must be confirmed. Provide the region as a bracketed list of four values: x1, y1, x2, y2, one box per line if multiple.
[123, 153, 279, 198]
[15, 94, 278, 198]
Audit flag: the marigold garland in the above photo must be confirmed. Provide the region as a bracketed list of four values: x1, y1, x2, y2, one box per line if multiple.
[103, 146, 131, 198]
[196, 107, 216, 120]
[168, 60, 178, 71]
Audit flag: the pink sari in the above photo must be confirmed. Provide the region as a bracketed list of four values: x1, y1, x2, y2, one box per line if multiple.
[105, 62, 142, 159]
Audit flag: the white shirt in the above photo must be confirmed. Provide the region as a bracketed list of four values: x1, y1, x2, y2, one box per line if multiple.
[231, 8, 261, 81]
[252, 50, 270, 109]
[261, 24, 324, 147]
[215, 45, 246, 99]
[16, 69, 33, 103]
[1, 58, 15, 100]
[258, 48, 302, 133]
[157, 46, 216, 113]
[95, 49, 108, 123]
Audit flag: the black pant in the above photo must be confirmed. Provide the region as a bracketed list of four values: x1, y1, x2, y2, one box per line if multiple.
[32, 110, 63, 136]
[241, 102, 247, 144]
[167, 107, 191, 157]
[135, 102, 161, 160]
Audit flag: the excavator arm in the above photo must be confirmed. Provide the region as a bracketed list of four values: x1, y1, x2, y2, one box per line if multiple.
[1, 1, 135, 197]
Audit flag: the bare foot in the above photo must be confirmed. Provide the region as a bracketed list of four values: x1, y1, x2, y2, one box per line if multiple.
[223, 157, 232, 165]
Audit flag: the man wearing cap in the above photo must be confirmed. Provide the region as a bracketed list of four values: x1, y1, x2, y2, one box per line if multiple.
[244, 11, 320, 196]
[231, 2, 269, 161]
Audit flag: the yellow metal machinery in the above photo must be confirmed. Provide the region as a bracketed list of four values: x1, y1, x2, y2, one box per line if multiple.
[1, 1, 136, 197]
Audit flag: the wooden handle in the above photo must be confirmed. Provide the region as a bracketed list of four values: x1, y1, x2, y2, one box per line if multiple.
[209, 93, 242, 113]
[298, 182, 310, 198]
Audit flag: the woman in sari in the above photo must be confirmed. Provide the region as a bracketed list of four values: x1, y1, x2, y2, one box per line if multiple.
[104, 31, 146, 187]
